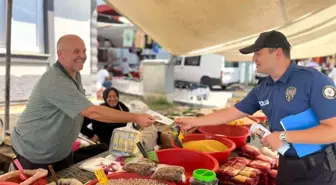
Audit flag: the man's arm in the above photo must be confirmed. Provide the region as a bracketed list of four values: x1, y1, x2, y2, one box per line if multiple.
[80, 105, 139, 124]
[188, 106, 248, 127]
[176, 88, 260, 129]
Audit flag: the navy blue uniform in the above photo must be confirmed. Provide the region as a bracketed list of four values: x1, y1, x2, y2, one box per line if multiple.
[235, 62, 336, 184]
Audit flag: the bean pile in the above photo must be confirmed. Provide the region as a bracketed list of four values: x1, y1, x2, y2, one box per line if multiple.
[152, 165, 185, 183]
[96, 178, 168, 185]
[122, 158, 156, 176]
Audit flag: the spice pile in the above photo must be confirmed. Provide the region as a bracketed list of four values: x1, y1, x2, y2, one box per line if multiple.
[183, 140, 228, 152]
[217, 144, 279, 185]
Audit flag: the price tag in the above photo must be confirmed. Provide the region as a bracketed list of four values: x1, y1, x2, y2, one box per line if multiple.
[94, 168, 108, 185]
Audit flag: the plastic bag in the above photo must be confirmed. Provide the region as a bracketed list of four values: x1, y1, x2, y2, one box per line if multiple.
[152, 164, 186, 183]
[255, 154, 276, 168]
[268, 170, 278, 178]
[231, 175, 258, 185]
[259, 147, 278, 159]
[268, 170, 278, 185]
[258, 172, 268, 185]
[0, 168, 48, 185]
[141, 125, 159, 151]
[109, 124, 143, 157]
[229, 157, 252, 165]
[247, 160, 271, 172]
[218, 160, 246, 179]
[220, 175, 259, 185]
[122, 158, 156, 176]
[274, 158, 279, 169]
[241, 145, 261, 159]
[238, 167, 261, 178]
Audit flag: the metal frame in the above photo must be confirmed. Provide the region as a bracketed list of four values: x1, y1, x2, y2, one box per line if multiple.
[3, 0, 55, 130]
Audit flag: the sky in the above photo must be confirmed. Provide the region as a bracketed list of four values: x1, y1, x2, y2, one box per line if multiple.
[97, 0, 105, 5]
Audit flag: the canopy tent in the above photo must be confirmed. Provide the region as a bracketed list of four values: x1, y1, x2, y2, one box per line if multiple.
[213, 4, 336, 60]
[104, 0, 336, 57]
[3, 1, 336, 129]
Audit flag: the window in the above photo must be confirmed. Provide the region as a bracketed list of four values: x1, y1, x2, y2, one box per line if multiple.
[0, 0, 45, 53]
[225, 61, 239, 68]
[175, 57, 182, 65]
[185, 56, 201, 66]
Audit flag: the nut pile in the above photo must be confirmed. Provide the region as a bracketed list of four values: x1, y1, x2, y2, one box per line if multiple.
[96, 178, 168, 185]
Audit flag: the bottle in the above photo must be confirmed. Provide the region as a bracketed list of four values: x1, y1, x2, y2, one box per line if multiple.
[190, 169, 218, 185]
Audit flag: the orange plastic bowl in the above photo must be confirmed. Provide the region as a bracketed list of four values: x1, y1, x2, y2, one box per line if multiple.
[86, 172, 176, 185]
[198, 125, 250, 148]
[156, 148, 219, 182]
[171, 134, 236, 165]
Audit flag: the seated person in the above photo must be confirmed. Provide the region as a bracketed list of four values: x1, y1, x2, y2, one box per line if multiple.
[102, 76, 112, 88]
[81, 87, 129, 146]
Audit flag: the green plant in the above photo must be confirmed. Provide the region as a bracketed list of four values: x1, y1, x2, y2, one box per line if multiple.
[145, 96, 176, 111]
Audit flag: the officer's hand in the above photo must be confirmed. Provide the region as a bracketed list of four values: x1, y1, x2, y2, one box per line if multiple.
[134, 113, 155, 128]
[174, 117, 197, 130]
[261, 132, 283, 152]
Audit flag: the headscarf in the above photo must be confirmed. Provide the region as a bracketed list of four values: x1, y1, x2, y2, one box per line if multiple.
[102, 87, 129, 112]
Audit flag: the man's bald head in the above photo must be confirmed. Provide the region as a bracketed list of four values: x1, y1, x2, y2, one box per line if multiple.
[56, 34, 87, 74]
[57, 34, 85, 51]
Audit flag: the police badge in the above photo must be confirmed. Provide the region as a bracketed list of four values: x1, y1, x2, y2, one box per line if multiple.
[322, 85, 336, 99]
[285, 86, 297, 102]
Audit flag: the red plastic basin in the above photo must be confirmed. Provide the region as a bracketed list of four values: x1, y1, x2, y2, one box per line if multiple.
[156, 148, 219, 182]
[86, 172, 176, 185]
[198, 125, 250, 148]
[171, 134, 236, 165]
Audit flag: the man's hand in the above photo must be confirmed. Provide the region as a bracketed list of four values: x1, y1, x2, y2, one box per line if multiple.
[261, 131, 283, 151]
[174, 117, 198, 130]
[134, 113, 155, 128]
[91, 135, 100, 143]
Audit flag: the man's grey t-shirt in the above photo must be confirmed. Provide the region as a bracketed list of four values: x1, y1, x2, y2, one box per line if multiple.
[11, 62, 93, 164]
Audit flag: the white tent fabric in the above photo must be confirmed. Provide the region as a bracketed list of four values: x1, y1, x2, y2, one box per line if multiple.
[214, 4, 336, 61]
[105, 0, 336, 57]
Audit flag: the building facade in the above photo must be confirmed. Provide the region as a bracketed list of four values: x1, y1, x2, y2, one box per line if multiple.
[0, 0, 97, 103]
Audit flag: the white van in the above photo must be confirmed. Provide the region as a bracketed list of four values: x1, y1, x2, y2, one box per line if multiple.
[174, 54, 240, 89]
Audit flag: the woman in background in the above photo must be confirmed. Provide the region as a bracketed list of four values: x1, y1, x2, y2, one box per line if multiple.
[81, 87, 129, 146]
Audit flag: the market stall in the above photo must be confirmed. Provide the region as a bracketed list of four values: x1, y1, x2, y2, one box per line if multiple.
[0, 108, 270, 185]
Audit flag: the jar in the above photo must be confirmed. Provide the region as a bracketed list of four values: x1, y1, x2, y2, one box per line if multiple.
[190, 169, 218, 185]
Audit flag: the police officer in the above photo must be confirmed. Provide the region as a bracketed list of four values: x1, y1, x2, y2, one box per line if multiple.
[175, 30, 336, 185]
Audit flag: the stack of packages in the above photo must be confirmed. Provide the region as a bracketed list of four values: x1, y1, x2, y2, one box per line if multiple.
[217, 157, 261, 185]
[217, 144, 279, 185]
[241, 144, 279, 185]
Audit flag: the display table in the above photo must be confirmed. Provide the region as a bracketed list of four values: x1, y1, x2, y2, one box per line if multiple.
[52, 151, 109, 183]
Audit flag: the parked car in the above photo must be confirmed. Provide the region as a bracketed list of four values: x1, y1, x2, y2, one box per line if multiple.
[174, 54, 240, 89]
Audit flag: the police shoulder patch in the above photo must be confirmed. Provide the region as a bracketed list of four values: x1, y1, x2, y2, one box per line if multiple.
[322, 85, 336, 99]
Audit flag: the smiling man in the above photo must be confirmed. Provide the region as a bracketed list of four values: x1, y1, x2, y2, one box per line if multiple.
[11, 35, 155, 171]
[175, 30, 336, 185]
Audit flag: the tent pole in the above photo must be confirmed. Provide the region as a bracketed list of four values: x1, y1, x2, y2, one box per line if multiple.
[5, 0, 13, 131]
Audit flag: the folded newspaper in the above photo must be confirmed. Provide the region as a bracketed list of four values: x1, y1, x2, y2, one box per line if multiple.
[146, 109, 174, 126]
